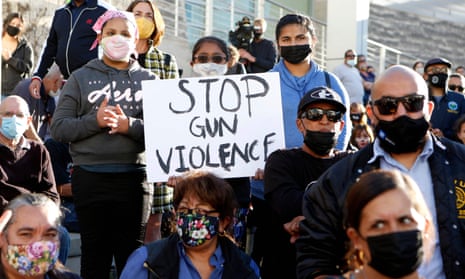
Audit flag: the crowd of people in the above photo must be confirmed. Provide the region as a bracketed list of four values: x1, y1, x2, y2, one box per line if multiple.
[1, 1, 465, 279]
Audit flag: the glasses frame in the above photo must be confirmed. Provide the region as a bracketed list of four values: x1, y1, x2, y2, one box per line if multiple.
[176, 207, 218, 216]
[301, 108, 342, 122]
[371, 94, 425, 115]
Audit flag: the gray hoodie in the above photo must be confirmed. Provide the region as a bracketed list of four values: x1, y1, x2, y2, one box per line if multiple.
[51, 58, 157, 167]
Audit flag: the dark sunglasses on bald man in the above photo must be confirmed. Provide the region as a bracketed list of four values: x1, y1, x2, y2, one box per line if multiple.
[371, 94, 425, 115]
[301, 108, 342, 122]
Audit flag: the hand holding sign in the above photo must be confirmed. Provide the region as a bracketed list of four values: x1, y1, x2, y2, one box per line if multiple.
[142, 73, 285, 181]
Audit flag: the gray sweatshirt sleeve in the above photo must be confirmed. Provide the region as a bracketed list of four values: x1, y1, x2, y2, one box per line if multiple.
[51, 75, 102, 143]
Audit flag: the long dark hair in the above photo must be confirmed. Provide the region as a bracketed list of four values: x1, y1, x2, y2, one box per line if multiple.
[2, 12, 23, 37]
[191, 36, 230, 62]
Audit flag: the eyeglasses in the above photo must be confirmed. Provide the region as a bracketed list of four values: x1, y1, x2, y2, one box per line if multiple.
[371, 94, 425, 115]
[177, 207, 218, 216]
[449, 84, 464, 92]
[346, 54, 356, 58]
[193, 55, 227, 64]
[301, 108, 342, 122]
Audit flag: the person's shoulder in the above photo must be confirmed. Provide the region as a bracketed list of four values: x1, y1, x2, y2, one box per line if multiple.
[268, 147, 302, 160]
[262, 38, 275, 46]
[437, 136, 465, 157]
[90, 0, 115, 10]
[132, 62, 159, 80]
[446, 90, 465, 101]
[12, 79, 31, 96]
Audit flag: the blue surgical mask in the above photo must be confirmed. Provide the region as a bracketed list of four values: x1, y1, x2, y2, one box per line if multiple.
[0, 115, 28, 140]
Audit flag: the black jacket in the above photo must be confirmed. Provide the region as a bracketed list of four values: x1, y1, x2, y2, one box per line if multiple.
[296, 135, 465, 279]
[33, 0, 110, 79]
[144, 234, 258, 279]
[1, 38, 33, 95]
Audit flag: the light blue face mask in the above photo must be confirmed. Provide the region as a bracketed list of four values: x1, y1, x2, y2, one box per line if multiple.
[0, 115, 28, 140]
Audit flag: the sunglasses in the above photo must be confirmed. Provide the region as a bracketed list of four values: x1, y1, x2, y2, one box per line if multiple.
[193, 55, 227, 64]
[371, 94, 425, 115]
[301, 108, 342, 122]
[449, 84, 464, 92]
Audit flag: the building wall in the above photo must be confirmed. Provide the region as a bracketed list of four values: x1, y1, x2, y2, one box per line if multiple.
[368, 3, 465, 71]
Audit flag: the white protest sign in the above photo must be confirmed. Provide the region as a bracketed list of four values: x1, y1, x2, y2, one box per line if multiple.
[142, 72, 285, 182]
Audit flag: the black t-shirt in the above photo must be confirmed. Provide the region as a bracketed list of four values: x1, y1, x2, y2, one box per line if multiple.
[264, 148, 349, 223]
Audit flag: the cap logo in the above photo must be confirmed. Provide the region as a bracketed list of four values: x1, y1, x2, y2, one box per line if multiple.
[311, 89, 334, 99]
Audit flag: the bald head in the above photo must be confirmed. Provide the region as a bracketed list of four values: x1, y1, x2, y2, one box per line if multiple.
[371, 65, 428, 101]
[0, 95, 30, 116]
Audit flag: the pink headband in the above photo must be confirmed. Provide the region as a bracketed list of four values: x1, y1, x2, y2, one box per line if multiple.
[89, 10, 139, 50]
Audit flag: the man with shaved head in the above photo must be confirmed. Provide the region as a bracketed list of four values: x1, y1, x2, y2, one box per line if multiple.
[296, 65, 465, 279]
[0, 95, 59, 212]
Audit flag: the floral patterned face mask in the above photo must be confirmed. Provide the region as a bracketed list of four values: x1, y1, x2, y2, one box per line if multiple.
[177, 213, 220, 247]
[5, 240, 59, 276]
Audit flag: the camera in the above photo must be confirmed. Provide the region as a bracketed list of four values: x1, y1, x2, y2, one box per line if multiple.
[229, 16, 254, 50]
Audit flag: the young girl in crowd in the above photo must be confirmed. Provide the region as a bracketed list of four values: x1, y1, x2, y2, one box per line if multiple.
[349, 123, 374, 150]
[51, 10, 157, 279]
[454, 114, 465, 144]
[189, 36, 250, 250]
[344, 169, 434, 279]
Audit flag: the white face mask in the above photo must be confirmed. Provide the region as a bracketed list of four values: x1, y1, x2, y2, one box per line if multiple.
[193, 63, 228, 77]
[347, 59, 356, 67]
[101, 35, 135, 62]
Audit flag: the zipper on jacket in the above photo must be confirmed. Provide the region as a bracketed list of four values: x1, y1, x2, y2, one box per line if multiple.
[64, 5, 98, 77]
[143, 261, 161, 278]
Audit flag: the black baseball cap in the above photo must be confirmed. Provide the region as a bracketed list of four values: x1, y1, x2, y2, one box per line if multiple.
[424, 57, 452, 72]
[298, 86, 347, 116]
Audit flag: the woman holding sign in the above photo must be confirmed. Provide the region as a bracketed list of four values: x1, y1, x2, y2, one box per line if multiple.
[187, 36, 250, 250]
[50, 10, 157, 279]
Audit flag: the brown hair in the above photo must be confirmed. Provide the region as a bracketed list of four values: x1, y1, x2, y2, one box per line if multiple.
[126, 0, 165, 46]
[173, 170, 238, 220]
[349, 124, 374, 149]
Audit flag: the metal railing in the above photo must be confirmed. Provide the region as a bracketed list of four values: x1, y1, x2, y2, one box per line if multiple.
[367, 39, 419, 73]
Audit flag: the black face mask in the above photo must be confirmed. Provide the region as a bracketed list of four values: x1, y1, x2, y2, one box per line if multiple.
[375, 115, 429, 154]
[428, 73, 448, 88]
[280, 44, 312, 64]
[6, 25, 20, 37]
[350, 113, 362, 122]
[366, 230, 423, 278]
[253, 31, 263, 40]
[303, 130, 337, 156]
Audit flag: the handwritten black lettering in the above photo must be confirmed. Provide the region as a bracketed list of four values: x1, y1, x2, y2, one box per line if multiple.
[241, 75, 269, 117]
[169, 79, 195, 113]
